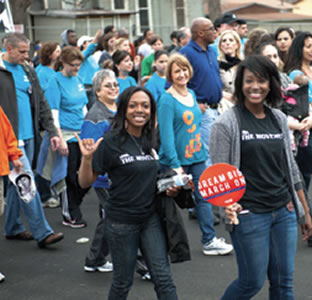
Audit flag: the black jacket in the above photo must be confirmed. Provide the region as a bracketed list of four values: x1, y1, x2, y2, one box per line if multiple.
[0, 56, 57, 168]
[156, 192, 191, 263]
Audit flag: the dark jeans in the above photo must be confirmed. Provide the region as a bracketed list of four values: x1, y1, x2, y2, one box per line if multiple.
[36, 174, 52, 202]
[105, 213, 178, 300]
[64, 142, 90, 221]
[85, 188, 109, 267]
[221, 206, 297, 300]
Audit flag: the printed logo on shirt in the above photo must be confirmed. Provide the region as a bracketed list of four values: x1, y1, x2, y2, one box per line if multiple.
[24, 75, 29, 82]
[119, 153, 155, 165]
[78, 84, 84, 92]
[241, 130, 283, 141]
[182, 110, 202, 158]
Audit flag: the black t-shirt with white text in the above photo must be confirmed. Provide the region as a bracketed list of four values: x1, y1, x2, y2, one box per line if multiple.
[93, 132, 159, 223]
[239, 105, 291, 213]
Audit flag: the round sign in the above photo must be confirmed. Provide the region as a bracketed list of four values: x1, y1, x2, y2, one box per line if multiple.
[198, 163, 246, 207]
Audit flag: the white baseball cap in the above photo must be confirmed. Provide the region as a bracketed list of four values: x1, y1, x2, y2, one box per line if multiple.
[77, 35, 93, 48]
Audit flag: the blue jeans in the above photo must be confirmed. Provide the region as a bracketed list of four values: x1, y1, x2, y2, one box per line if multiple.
[5, 138, 53, 242]
[105, 213, 178, 300]
[221, 206, 297, 300]
[183, 162, 215, 244]
[200, 107, 219, 167]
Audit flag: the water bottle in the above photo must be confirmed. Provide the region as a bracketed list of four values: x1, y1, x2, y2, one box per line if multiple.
[157, 174, 193, 193]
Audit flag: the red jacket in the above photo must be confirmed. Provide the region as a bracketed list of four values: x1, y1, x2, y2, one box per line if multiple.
[0, 106, 22, 176]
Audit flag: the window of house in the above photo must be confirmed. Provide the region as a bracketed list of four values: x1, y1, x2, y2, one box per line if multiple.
[138, 0, 149, 32]
[176, 0, 185, 28]
[114, 0, 125, 9]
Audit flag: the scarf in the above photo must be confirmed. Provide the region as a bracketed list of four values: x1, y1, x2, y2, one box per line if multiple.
[219, 55, 241, 71]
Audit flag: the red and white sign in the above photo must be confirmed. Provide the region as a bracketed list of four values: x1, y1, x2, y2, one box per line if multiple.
[198, 163, 246, 207]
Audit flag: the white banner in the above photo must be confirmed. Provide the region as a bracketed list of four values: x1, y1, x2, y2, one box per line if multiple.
[0, 0, 14, 32]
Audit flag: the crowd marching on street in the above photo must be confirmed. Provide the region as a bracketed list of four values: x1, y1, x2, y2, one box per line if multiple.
[1, 11, 312, 300]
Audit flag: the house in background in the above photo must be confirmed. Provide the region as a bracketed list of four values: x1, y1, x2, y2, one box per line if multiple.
[206, 0, 312, 32]
[26, 0, 205, 45]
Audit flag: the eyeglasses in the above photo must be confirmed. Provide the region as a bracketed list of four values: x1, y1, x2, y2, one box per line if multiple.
[67, 62, 81, 68]
[201, 26, 215, 32]
[103, 82, 119, 89]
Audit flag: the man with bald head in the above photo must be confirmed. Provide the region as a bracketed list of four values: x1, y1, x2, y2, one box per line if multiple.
[179, 17, 233, 256]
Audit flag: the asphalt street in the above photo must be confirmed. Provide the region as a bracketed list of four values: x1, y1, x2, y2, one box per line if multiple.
[1, 188, 312, 300]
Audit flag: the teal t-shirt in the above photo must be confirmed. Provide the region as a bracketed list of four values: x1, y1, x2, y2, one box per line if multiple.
[157, 90, 207, 168]
[4, 60, 34, 140]
[145, 72, 166, 103]
[36, 65, 56, 92]
[45, 72, 88, 131]
[78, 42, 100, 85]
[117, 76, 137, 96]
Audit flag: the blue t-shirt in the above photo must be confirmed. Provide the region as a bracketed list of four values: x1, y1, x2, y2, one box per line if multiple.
[78, 42, 100, 85]
[179, 39, 222, 104]
[117, 76, 137, 97]
[4, 60, 34, 140]
[36, 65, 56, 92]
[45, 72, 88, 131]
[288, 70, 312, 103]
[145, 72, 166, 103]
[157, 90, 207, 168]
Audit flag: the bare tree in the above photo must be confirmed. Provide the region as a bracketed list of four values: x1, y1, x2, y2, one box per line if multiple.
[207, 0, 222, 22]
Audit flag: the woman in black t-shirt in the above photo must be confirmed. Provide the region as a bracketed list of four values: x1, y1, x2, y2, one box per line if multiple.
[210, 56, 312, 300]
[76, 86, 178, 300]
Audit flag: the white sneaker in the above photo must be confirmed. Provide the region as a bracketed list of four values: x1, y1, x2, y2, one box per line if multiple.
[47, 197, 61, 208]
[202, 237, 233, 256]
[84, 261, 113, 273]
[0, 272, 5, 283]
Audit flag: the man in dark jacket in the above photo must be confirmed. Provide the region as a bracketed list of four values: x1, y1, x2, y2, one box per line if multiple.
[0, 32, 64, 248]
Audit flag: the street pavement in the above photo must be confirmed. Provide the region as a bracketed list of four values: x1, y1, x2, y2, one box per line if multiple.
[1, 188, 312, 300]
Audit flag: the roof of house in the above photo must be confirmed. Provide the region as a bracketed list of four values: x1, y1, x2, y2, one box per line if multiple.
[221, 0, 294, 12]
[236, 11, 312, 21]
[214, 0, 312, 21]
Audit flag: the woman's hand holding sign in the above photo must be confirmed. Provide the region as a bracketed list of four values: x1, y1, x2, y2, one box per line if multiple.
[198, 163, 246, 225]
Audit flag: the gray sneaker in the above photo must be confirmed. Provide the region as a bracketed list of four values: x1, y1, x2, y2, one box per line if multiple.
[202, 237, 233, 256]
[84, 261, 113, 273]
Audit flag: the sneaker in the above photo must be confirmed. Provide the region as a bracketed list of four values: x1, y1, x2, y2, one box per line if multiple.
[46, 197, 61, 208]
[202, 237, 233, 256]
[0, 272, 5, 283]
[84, 261, 113, 273]
[141, 271, 151, 281]
[62, 218, 87, 229]
[136, 259, 151, 281]
[188, 208, 197, 220]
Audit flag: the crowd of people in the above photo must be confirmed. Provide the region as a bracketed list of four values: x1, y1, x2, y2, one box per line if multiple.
[1, 11, 312, 299]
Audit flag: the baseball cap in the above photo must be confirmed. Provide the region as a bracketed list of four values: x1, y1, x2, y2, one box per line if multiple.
[9, 169, 36, 203]
[77, 35, 93, 48]
[221, 13, 244, 25]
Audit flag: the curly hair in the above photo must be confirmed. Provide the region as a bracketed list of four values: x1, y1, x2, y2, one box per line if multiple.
[244, 28, 273, 57]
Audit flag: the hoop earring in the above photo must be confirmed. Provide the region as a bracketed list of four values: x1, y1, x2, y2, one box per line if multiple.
[125, 119, 128, 129]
